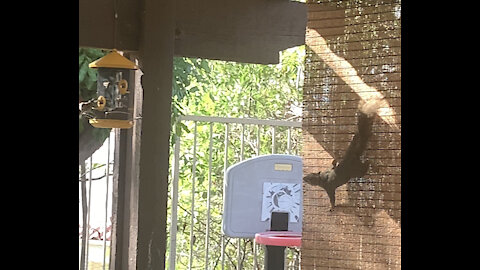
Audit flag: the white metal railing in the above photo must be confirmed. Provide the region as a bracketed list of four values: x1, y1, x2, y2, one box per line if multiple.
[79, 131, 115, 270]
[168, 115, 302, 270]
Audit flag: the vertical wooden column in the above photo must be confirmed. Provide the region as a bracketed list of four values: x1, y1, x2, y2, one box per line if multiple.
[110, 128, 129, 269]
[109, 55, 143, 270]
[136, 0, 175, 268]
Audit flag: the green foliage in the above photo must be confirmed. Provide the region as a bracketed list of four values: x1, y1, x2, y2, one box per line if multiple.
[167, 46, 304, 269]
[177, 47, 304, 120]
[171, 57, 210, 146]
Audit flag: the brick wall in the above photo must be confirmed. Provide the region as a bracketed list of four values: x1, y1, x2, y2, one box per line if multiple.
[302, 0, 401, 269]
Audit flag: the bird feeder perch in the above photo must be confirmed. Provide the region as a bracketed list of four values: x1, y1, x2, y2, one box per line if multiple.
[87, 49, 138, 129]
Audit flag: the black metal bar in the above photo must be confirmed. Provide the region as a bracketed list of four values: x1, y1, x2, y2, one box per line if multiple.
[270, 212, 289, 231]
[263, 212, 289, 269]
[265, 245, 286, 270]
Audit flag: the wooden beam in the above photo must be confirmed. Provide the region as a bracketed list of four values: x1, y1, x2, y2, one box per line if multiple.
[79, 0, 140, 51]
[79, 0, 306, 64]
[79, 0, 113, 50]
[174, 0, 306, 64]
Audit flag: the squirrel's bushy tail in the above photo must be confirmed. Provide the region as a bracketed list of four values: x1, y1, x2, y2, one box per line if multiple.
[342, 99, 379, 158]
[358, 98, 383, 117]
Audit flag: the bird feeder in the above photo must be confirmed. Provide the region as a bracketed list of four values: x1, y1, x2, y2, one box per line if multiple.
[87, 49, 138, 129]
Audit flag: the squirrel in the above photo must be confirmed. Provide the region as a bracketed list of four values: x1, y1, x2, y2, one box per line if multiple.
[303, 99, 380, 211]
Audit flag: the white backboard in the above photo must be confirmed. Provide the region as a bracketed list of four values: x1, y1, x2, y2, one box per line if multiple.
[222, 154, 303, 238]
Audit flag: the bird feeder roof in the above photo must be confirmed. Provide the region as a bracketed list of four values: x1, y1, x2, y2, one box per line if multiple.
[89, 49, 138, 70]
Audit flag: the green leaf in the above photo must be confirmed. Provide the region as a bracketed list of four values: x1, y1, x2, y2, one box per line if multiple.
[79, 65, 88, 83]
[79, 53, 86, 68]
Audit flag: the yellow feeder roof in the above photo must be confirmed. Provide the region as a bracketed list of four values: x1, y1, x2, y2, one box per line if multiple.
[89, 49, 138, 70]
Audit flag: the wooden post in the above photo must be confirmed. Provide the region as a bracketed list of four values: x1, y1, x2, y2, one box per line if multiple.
[109, 53, 142, 270]
[135, 0, 175, 268]
[109, 128, 128, 269]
